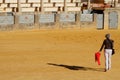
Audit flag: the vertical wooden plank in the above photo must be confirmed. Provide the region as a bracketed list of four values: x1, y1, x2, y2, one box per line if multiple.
[3, 0, 5, 3]
[14, 0, 21, 29]
[18, 0, 21, 13]
[48, 0, 50, 3]
[26, 0, 28, 3]
[14, 13, 19, 30]
[55, 13, 60, 29]
[76, 12, 80, 29]
[104, 9, 109, 29]
[41, 0, 44, 13]
[87, 0, 90, 9]
[64, 0, 67, 13]
[35, 11, 39, 28]
[114, 0, 116, 7]
[114, 0, 118, 8]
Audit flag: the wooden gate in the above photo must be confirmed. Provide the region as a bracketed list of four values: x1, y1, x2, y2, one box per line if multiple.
[97, 14, 104, 29]
[109, 11, 118, 29]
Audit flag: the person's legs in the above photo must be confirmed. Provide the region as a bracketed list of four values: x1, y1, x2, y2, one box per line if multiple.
[104, 49, 109, 71]
[108, 49, 112, 70]
[104, 49, 112, 72]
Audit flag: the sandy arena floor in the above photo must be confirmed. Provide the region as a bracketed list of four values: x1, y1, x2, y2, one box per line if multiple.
[0, 29, 120, 80]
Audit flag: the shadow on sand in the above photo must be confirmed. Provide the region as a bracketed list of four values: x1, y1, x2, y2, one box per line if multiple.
[47, 63, 104, 72]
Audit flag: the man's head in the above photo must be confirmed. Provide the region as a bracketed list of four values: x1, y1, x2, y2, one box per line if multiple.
[105, 33, 110, 39]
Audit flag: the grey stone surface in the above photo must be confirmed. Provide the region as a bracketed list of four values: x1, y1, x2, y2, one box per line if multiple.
[109, 11, 118, 29]
[0, 16, 14, 25]
[60, 13, 76, 22]
[19, 14, 34, 24]
[39, 14, 55, 23]
[80, 14, 93, 22]
[97, 14, 104, 29]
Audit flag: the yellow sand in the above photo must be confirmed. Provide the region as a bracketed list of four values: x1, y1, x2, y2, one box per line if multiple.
[0, 29, 120, 80]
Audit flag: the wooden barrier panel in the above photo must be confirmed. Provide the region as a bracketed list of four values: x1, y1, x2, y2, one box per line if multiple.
[67, 7, 81, 11]
[10, 4, 17, 7]
[20, 0, 26, 3]
[55, 3, 64, 7]
[44, 0, 49, 2]
[67, 3, 76, 7]
[66, 0, 71, 2]
[5, 0, 17, 3]
[117, 4, 120, 7]
[44, 7, 58, 12]
[0, 0, 82, 13]
[44, 3, 53, 7]
[0, 0, 3, 3]
[5, 8, 12, 12]
[0, 8, 4, 12]
[51, 0, 64, 3]
[32, 3, 40, 7]
[66, 0, 80, 2]
[21, 4, 31, 7]
[0, 4, 8, 7]
[28, 0, 40, 3]
[22, 8, 35, 12]
[73, 0, 81, 2]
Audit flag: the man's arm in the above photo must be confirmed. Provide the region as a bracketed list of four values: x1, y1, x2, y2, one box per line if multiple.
[99, 40, 105, 52]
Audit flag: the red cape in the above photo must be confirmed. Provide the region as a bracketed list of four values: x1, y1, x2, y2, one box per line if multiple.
[95, 52, 101, 65]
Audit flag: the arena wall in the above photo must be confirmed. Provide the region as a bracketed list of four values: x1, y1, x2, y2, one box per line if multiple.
[0, 0, 120, 31]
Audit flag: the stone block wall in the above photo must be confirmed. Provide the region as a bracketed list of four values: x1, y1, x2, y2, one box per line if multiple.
[0, 0, 120, 31]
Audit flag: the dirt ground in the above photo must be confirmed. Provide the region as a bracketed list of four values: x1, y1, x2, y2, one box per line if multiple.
[0, 28, 120, 80]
